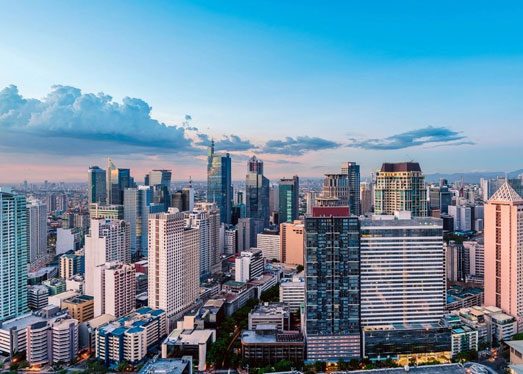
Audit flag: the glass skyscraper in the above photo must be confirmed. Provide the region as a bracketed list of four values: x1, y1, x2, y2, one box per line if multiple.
[0, 188, 28, 321]
[304, 207, 361, 361]
[245, 156, 270, 226]
[88, 166, 107, 204]
[107, 159, 133, 205]
[207, 141, 232, 224]
[278, 175, 299, 223]
[124, 186, 155, 258]
[341, 162, 360, 216]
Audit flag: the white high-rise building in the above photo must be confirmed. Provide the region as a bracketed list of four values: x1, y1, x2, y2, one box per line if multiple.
[148, 209, 200, 321]
[256, 232, 281, 261]
[235, 248, 264, 282]
[93, 262, 136, 318]
[360, 213, 445, 327]
[84, 219, 130, 297]
[27, 200, 47, 265]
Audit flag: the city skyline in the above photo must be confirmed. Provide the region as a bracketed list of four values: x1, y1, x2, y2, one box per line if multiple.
[1, 2, 523, 182]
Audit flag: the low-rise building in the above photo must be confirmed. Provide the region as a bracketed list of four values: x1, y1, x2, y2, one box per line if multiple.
[248, 302, 290, 331]
[235, 249, 264, 282]
[95, 307, 167, 367]
[139, 356, 193, 374]
[279, 277, 305, 313]
[78, 313, 116, 352]
[28, 285, 49, 310]
[48, 290, 79, 309]
[65, 275, 85, 293]
[62, 295, 94, 323]
[42, 278, 66, 295]
[241, 325, 305, 366]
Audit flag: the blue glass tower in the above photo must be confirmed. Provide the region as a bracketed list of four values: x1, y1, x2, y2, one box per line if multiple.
[278, 175, 299, 223]
[0, 188, 28, 321]
[207, 141, 232, 224]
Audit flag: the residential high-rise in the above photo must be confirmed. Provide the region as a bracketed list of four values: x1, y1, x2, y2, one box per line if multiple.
[93, 262, 136, 318]
[246, 156, 270, 227]
[106, 159, 133, 205]
[257, 230, 280, 261]
[171, 188, 194, 212]
[374, 162, 427, 217]
[278, 176, 299, 224]
[207, 141, 232, 224]
[321, 174, 349, 207]
[235, 248, 264, 282]
[27, 200, 47, 265]
[280, 220, 304, 265]
[124, 186, 155, 258]
[0, 188, 28, 321]
[341, 162, 361, 216]
[360, 213, 445, 327]
[84, 219, 130, 297]
[304, 207, 361, 361]
[148, 209, 200, 321]
[145, 169, 172, 189]
[305, 191, 317, 216]
[88, 166, 107, 204]
[484, 182, 523, 328]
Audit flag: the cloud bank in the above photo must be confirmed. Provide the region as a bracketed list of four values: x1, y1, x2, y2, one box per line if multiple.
[197, 133, 257, 152]
[349, 126, 472, 150]
[0, 85, 194, 155]
[262, 136, 341, 155]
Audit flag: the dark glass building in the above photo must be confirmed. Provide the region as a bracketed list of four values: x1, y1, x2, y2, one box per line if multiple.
[207, 141, 232, 224]
[304, 207, 361, 361]
[341, 162, 361, 216]
[88, 166, 106, 204]
[278, 176, 299, 224]
[245, 156, 270, 227]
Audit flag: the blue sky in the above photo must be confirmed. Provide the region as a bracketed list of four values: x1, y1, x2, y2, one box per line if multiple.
[0, 1, 522, 182]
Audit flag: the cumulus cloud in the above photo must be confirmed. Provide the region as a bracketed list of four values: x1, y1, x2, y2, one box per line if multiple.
[196, 133, 256, 152]
[0, 85, 195, 155]
[349, 126, 472, 150]
[262, 136, 341, 155]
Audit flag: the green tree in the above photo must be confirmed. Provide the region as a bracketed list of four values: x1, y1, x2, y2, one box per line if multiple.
[260, 284, 280, 302]
[274, 359, 293, 372]
[296, 265, 304, 273]
[314, 361, 326, 372]
[84, 359, 108, 374]
[115, 360, 129, 372]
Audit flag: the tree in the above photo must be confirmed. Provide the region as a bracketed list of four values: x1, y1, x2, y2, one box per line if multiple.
[274, 359, 293, 372]
[512, 333, 523, 341]
[260, 284, 280, 302]
[115, 360, 129, 372]
[85, 359, 108, 374]
[296, 265, 304, 273]
[314, 361, 326, 372]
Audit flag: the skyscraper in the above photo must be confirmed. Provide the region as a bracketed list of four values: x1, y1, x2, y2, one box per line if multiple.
[145, 169, 172, 189]
[360, 213, 445, 327]
[88, 166, 107, 204]
[84, 218, 131, 297]
[124, 186, 155, 258]
[27, 200, 47, 265]
[374, 162, 427, 217]
[304, 207, 361, 361]
[280, 220, 304, 265]
[106, 159, 133, 205]
[246, 156, 270, 226]
[341, 162, 361, 216]
[278, 176, 299, 224]
[207, 141, 232, 224]
[93, 262, 136, 318]
[148, 209, 200, 322]
[484, 182, 523, 328]
[0, 188, 28, 321]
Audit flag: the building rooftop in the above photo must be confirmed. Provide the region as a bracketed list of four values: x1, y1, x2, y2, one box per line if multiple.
[506, 340, 523, 352]
[490, 181, 523, 203]
[343, 364, 464, 374]
[380, 162, 422, 173]
[85, 314, 116, 328]
[139, 358, 191, 374]
[241, 328, 303, 345]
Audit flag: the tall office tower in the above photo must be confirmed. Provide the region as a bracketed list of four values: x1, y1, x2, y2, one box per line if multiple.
[321, 174, 349, 207]
[171, 188, 195, 213]
[341, 162, 361, 216]
[235, 248, 264, 282]
[185, 210, 211, 277]
[93, 262, 136, 318]
[207, 141, 232, 224]
[374, 162, 427, 217]
[305, 191, 317, 216]
[280, 220, 304, 265]
[146, 169, 172, 189]
[484, 182, 523, 328]
[428, 185, 441, 212]
[278, 176, 299, 224]
[0, 188, 28, 321]
[223, 226, 237, 256]
[257, 230, 280, 261]
[88, 166, 107, 204]
[480, 178, 489, 202]
[27, 200, 47, 265]
[148, 209, 200, 321]
[448, 205, 472, 231]
[440, 186, 452, 214]
[124, 186, 154, 258]
[304, 207, 361, 361]
[463, 240, 484, 279]
[237, 217, 265, 252]
[106, 158, 133, 205]
[359, 182, 372, 215]
[246, 156, 270, 227]
[360, 212, 445, 327]
[269, 185, 279, 214]
[446, 241, 464, 283]
[84, 219, 130, 297]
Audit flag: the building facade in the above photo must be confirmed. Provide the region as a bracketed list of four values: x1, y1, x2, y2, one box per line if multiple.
[278, 176, 299, 224]
[207, 142, 232, 224]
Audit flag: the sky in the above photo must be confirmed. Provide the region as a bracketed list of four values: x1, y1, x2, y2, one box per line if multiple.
[0, 1, 522, 182]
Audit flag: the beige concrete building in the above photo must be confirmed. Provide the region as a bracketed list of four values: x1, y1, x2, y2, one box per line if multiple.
[62, 295, 94, 323]
[93, 262, 136, 318]
[280, 220, 304, 265]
